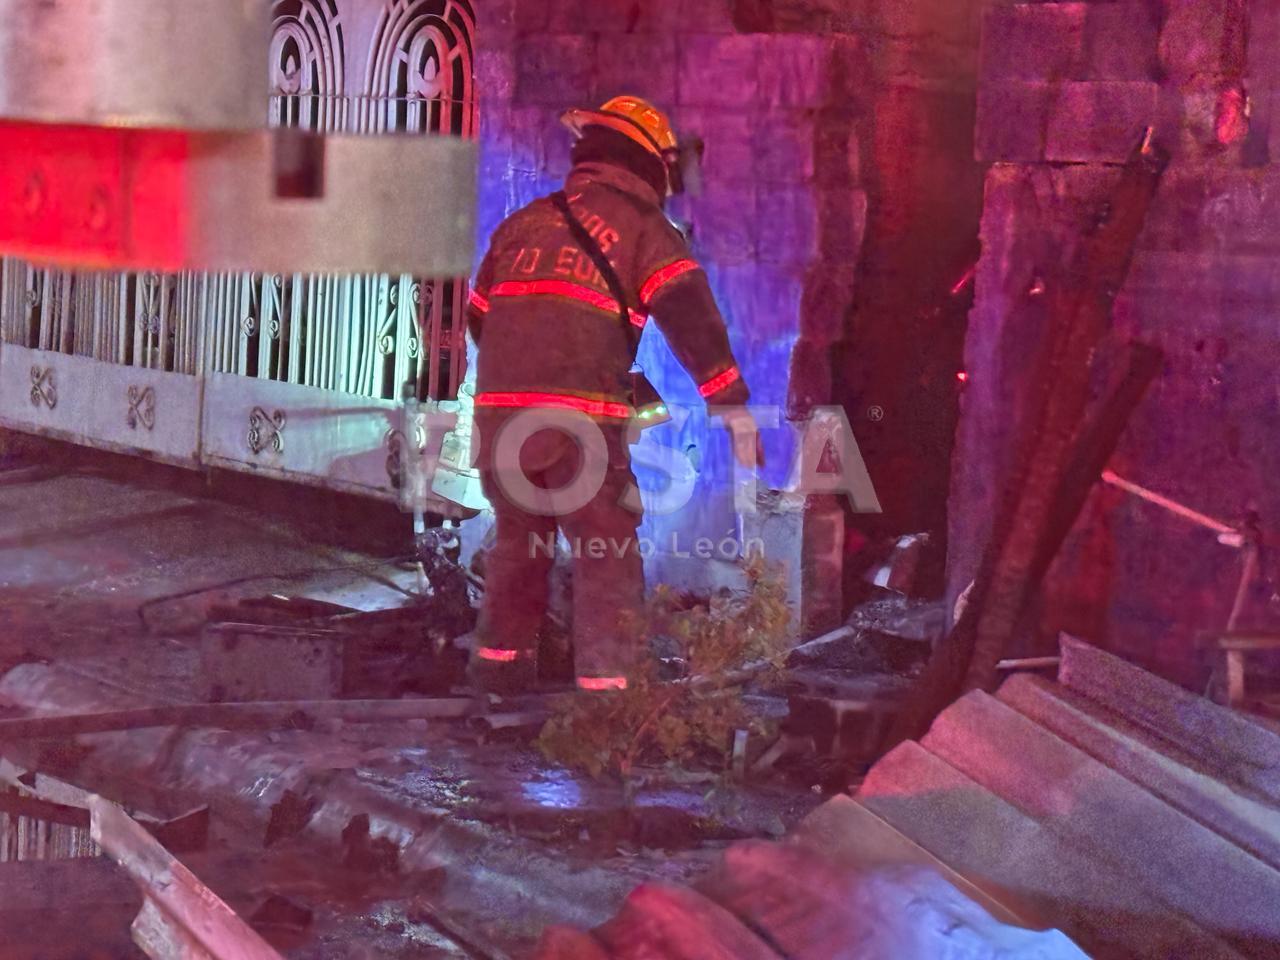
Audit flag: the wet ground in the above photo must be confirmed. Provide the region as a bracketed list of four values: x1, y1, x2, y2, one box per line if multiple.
[0, 439, 822, 957]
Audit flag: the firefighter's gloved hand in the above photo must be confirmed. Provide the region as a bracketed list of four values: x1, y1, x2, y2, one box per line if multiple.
[720, 408, 766, 470]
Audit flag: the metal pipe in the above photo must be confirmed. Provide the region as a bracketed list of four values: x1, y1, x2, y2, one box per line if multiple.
[1101, 469, 1239, 540]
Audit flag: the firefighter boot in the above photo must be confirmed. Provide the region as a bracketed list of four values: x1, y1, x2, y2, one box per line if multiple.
[467, 645, 537, 696]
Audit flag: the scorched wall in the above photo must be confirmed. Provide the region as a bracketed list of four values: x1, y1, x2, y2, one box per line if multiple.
[951, 0, 1280, 686]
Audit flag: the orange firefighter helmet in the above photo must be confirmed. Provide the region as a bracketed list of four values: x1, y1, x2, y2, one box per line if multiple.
[561, 95, 679, 159]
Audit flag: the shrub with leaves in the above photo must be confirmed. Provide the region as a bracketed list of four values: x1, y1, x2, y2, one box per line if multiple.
[536, 559, 792, 781]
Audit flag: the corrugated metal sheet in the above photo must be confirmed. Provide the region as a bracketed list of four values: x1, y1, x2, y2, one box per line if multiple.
[858, 636, 1280, 959]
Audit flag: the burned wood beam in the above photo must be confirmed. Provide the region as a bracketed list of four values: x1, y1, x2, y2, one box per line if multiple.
[961, 134, 1168, 695]
[888, 129, 1171, 753]
[1024, 340, 1166, 588]
[0, 697, 476, 741]
[888, 326, 1165, 747]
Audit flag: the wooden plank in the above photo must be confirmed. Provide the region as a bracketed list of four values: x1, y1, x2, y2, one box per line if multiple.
[0, 696, 475, 740]
[91, 797, 284, 960]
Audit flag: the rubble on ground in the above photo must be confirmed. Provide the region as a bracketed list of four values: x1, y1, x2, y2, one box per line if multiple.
[789, 592, 944, 676]
[0, 463, 824, 957]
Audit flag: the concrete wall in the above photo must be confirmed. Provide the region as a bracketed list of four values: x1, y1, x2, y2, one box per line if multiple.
[473, 0, 985, 628]
[951, 0, 1280, 685]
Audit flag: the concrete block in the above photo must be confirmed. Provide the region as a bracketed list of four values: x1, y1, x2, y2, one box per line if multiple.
[513, 0, 550, 34]
[737, 332, 797, 414]
[977, 0, 1160, 84]
[1082, 2, 1160, 81]
[740, 490, 844, 640]
[817, 188, 868, 262]
[813, 114, 859, 187]
[1059, 636, 1280, 805]
[678, 34, 760, 108]
[799, 264, 856, 345]
[1044, 81, 1159, 163]
[515, 35, 595, 106]
[691, 182, 758, 263]
[478, 103, 513, 156]
[703, 261, 758, 335]
[595, 34, 678, 105]
[505, 106, 553, 171]
[475, 50, 516, 104]
[759, 186, 818, 265]
[653, 0, 737, 34]
[998, 674, 1280, 873]
[753, 113, 816, 185]
[924, 691, 1280, 954]
[879, 33, 980, 84]
[512, 0, 613, 34]
[476, 173, 513, 240]
[1249, 1, 1280, 87]
[975, 82, 1052, 162]
[543, 116, 574, 177]
[1182, 166, 1280, 254]
[980, 3, 1086, 82]
[576, 0, 652, 33]
[757, 35, 830, 108]
[785, 681, 908, 763]
[681, 107, 754, 185]
[747, 263, 805, 343]
[476, 0, 517, 43]
[825, 35, 872, 104]
[510, 169, 553, 210]
[1159, 0, 1248, 85]
[786, 338, 832, 420]
[858, 742, 1248, 959]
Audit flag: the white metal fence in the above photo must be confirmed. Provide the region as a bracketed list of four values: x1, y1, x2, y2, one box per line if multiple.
[0, 1, 478, 506]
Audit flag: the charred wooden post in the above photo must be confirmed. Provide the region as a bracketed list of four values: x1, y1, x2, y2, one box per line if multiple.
[888, 134, 1169, 748]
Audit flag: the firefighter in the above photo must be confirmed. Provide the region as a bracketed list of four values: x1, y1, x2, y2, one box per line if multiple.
[466, 95, 762, 695]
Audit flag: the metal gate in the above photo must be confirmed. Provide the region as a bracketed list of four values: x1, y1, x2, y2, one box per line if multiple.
[0, 0, 479, 510]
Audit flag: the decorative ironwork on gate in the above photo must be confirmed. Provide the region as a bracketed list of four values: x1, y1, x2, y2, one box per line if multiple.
[0, 0, 477, 502]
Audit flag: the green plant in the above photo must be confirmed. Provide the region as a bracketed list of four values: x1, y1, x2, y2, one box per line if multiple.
[536, 559, 792, 781]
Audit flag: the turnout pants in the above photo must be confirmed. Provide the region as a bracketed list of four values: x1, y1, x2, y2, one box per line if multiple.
[476, 415, 644, 688]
